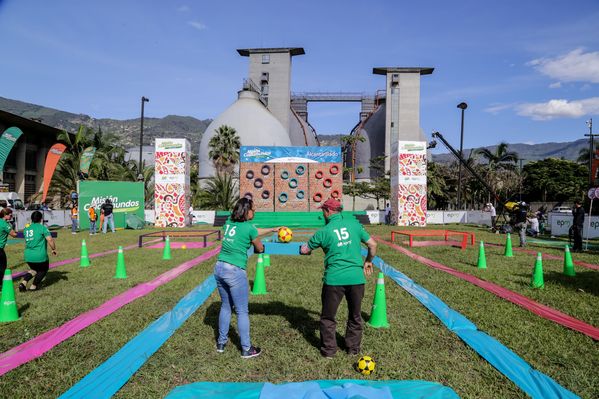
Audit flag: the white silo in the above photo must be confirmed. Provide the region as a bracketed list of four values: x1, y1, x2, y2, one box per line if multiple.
[199, 90, 291, 178]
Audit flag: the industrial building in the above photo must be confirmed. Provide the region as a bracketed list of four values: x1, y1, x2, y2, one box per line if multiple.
[199, 47, 433, 182]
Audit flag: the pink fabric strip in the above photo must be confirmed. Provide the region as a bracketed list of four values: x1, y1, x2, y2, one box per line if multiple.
[486, 243, 599, 271]
[12, 239, 163, 279]
[374, 237, 599, 341]
[0, 245, 221, 376]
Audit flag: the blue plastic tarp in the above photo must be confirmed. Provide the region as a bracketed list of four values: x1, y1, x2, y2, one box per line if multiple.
[59, 276, 217, 399]
[364, 250, 579, 399]
[165, 380, 460, 399]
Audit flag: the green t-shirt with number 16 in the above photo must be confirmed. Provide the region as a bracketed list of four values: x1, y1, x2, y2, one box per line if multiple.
[217, 220, 258, 270]
[24, 223, 51, 263]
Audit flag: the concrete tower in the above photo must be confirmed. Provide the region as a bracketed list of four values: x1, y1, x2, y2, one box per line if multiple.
[373, 67, 434, 171]
[237, 47, 305, 134]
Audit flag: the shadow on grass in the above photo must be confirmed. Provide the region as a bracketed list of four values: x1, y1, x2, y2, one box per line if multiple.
[203, 301, 322, 351]
[43, 271, 69, 288]
[18, 303, 30, 315]
[543, 270, 599, 296]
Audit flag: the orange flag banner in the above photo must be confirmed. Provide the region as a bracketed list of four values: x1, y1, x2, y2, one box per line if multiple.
[42, 143, 67, 202]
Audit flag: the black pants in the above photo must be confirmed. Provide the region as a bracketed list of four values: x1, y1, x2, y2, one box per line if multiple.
[320, 284, 365, 356]
[21, 260, 50, 287]
[572, 225, 583, 251]
[0, 248, 6, 280]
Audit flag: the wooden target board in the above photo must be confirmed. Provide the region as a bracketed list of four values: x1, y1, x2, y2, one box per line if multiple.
[239, 146, 342, 212]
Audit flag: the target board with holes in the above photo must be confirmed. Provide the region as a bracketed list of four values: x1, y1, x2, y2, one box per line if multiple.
[239, 146, 343, 212]
[239, 163, 275, 211]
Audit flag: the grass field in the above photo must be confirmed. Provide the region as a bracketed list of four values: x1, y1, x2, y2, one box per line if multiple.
[0, 224, 597, 398]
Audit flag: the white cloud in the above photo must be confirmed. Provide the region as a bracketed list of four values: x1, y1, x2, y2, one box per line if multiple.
[524, 141, 535, 145]
[484, 103, 516, 114]
[516, 97, 599, 120]
[549, 82, 562, 89]
[528, 48, 599, 83]
[187, 21, 207, 30]
[177, 5, 190, 12]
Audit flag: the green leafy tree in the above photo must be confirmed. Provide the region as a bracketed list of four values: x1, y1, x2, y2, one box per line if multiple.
[475, 142, 519, 171]
[196, 172, 239, 210]
[208, 125, 241, 173]
[341, 134, 366, 182]
[523, 158, 587, 202]
[427, 162, 449, 209]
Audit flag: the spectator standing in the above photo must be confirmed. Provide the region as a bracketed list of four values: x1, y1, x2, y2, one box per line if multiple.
[101, 199, 115, 233]
[300, 198, 377, 358]
[572, 200, 585, 252]
[0, 208, 18, 279]
[88, 205, 98, 235]
[18, 211, 57, 291]
[384, 202, 391, 225]
[70, 203, 78, 234]
[514, 202, 528, 247]
[485, 203, 497, 230]
[527, 212, 539, 237]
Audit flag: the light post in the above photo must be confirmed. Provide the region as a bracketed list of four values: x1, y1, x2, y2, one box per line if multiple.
[518, 158, 527, 202]
[456, 102, 468, 209]
[139, 96, 149, 181]
[584, 118, 596, 187]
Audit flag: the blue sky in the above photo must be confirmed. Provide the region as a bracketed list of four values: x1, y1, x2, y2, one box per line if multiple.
[0, 0, 598, 153]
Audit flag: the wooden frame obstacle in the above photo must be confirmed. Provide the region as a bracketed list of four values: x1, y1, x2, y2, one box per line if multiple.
[138, 230, 221, 248]
[391, 230, 475, 250]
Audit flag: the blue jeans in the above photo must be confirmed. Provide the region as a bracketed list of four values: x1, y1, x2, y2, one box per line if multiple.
[103, 214, 115, 233]
[89, 220, 97, 234]
[71, 218, 78, 233]
[214, 261, 251, 351]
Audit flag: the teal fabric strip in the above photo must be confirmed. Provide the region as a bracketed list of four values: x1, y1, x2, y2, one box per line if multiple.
[365, 250, 579, 399]
[165, 380, 459, 399]
[59, 276, 217, 399]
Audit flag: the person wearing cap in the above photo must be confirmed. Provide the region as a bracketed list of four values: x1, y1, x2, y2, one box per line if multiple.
[572, 200, 584, 252]
[300, 198, 377, 358]
[514, 201, 528, 247]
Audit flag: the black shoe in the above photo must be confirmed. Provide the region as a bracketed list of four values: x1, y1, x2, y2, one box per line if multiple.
[18, 283, 27, 292]
[347, 348, 360, 355]
[241, 346, 262, 359]
[216, 343, 226, 353]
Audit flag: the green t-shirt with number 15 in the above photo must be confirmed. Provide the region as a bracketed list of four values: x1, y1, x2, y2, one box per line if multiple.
[217, 219, 258, 270]
[308, 213, 371, 286]
[24, 223, 51, 263]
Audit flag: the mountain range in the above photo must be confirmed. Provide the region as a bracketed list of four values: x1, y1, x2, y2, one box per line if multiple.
[0, 96, 590, 163]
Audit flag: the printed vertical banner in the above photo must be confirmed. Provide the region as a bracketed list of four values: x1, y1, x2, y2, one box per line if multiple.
[391, 141, 427, 226]
[155, 139, 191, 227]
[78, 181, 145, 230]
[42, 143, 67, 202]
[0, 127, 23, 173]
[79, 147, 97, 175]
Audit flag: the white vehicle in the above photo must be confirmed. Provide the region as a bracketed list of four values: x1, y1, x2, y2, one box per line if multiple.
[551, 206, 572, 213]
[0, 192, 24, 210]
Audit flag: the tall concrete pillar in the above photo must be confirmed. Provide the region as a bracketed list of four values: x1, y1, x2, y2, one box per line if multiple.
[237, 48, 305, 134]
[35, 144, 47, 196]
[373, 67, 433, 172]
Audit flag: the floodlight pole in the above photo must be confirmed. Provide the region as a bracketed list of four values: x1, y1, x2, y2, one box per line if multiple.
[584, 118, 596, 187]
[139, 96, 150, 181]
[456, 102, 468, 209]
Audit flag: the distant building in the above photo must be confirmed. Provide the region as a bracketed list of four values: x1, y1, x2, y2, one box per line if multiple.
[0, 109, 63, 201]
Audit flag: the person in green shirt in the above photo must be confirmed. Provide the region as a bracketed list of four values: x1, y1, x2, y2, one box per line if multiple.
[300, 198, 377, 358]
[0, 208, 18, 279]
[18, 211, 57, 291]
[214, 197, 265, 359]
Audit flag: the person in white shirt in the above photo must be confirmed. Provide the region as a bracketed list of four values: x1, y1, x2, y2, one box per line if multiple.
[384, 203, 391, 225]
[189, 205, 194, 226]
[485, 203, 497, 230]
[527, 213, 539, 237]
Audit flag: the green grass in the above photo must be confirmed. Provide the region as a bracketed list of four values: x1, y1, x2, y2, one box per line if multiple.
[0, 225, 597, 398]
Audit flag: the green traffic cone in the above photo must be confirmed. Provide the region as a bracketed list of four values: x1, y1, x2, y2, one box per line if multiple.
[0, 269, 19, 323]
[114, 246, 127, 279]
[531, 252, 544, 289]
[263, 253, 271, 267]
[367, 272, 390, 328]
[80, 239, 90, 267]
[504, 233, 513, 257]
[563, 245, 575, 277]
[251, 256, 267, 295]
[477, 241, 487, 269]
[162, 236, 172, 260]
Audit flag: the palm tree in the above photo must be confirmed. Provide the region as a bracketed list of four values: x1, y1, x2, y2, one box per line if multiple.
[208, 125, 241, 173]
[475, 143, 519, 170]
[196, 172, 239, 210]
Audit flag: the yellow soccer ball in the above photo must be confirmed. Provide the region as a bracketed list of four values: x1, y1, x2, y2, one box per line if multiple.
[355, 356, 376, 376]
[181, 244, 187, 250]
[25, 223, 30, 228]
[278, 227, 293, 243]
